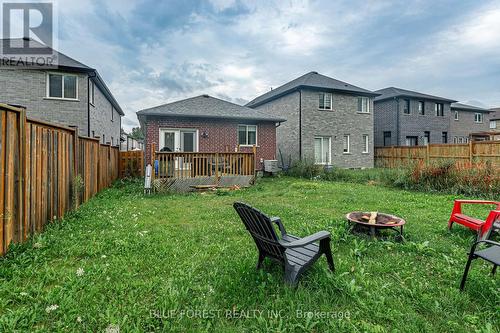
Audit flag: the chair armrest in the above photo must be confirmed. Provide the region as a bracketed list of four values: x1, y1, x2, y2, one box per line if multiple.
[454, 200, 500, 205]
[279, 231, 331, 248]
[469, 239, 500, 254]
[270, 217, 287, 237]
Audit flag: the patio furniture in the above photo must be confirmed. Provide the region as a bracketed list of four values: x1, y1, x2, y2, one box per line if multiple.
[460, 239, 499, 290]
[448, 200, 500, 240]
[233, 202, 335, 286]
[346, 211, 405, 241]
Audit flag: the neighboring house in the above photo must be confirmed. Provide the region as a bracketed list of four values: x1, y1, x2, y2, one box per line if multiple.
[373, 87, 457, 147]
[136, 94, 285, 170]
[120, 131, 144, 151]
[0, 38, 123, 145]
[246, 71, 379, 168]
[489, 107, 500, 131]
[450, 103, 492, 143]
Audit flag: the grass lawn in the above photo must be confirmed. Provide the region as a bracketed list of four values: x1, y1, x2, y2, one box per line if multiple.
[0, 176, 499, 332]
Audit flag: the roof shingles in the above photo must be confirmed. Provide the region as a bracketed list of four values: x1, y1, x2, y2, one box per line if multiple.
[137, 95, 286, 122]
[246, 71, 379, 107]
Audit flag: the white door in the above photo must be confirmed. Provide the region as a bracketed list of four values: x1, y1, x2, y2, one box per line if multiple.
[159, 129, 198, 152]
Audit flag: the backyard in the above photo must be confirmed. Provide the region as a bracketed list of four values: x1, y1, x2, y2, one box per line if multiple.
[0, 176, 498, 332]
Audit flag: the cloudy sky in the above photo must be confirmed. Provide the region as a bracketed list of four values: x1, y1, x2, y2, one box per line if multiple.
[52, 0, 500, 130]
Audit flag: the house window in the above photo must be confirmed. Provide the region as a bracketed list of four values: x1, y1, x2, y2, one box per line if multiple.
[474, 113, 483, 123]
[102, 134, 105, 144]
[453, 137, 457, 144]
[454, 110, 459, 120]
[424, 131, 430, 145]
[319, 92, 332, 110]
[435, 103, 444, 117]
[47, 73, 78, 99]
[418, 101, 425, 115]
[362, 135, 369, 153]
[314, 137, 331, 164]
[357, 97, 370, 113]
[491, 120, 497, 129]
[238, 125, 257, 146]
[111, 106, 114, 122]
[343, 135, 350, 153]
[89, 80, 95, 105]
[383, 131, 392, 147]
[403, 99, 410, 114]
[442, 132, 448, 144]
[406, 136, 418, 146]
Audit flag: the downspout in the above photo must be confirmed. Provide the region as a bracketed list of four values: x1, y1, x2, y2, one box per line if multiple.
[87, 71, 97, 137]
[395, 97, 400, 146]
[298, 90, 302, 160]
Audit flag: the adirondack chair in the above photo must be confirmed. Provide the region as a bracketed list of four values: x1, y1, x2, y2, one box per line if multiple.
[460, 239, 499, 290]
[448, 200, 500, 240]
[233, 202, 335, 286]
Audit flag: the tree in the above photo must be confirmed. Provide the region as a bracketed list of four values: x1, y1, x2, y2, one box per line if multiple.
[129, 127, 144, 140]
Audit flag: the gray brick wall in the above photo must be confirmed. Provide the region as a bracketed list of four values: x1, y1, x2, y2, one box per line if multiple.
[373, 99, 398, 146]
[0, 68, 121, 144]
[374, 98, 452, 146]
[251, 91, 300, 165]
[90, 83, 121, 146]
[450, 109, 491, 142]
[0, 68, 88, 134]
[253, 89, 374, 168]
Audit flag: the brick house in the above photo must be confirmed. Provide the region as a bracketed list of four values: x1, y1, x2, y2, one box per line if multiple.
[0, 38, 123, 145]
[373, 87, 457, 146]
[137, 95, 285, 170]
[246, 71, 379, 168]
[450, 103, 492, 143]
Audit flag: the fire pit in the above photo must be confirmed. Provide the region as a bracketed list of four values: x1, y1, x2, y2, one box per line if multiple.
[346, 212, 405, 241]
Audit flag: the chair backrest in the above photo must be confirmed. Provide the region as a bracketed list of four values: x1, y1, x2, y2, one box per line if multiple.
[233, 202, 285, 261]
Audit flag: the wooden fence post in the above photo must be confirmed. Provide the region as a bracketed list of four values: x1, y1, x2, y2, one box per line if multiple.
[469, 140, 473, 163]
[426, 143, 430, 166]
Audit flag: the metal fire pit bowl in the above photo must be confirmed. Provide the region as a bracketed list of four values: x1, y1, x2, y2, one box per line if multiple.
[346, 211, 406, 241]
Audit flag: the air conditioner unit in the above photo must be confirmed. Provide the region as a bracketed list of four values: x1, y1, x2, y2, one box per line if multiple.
[264, 160, 279, 173]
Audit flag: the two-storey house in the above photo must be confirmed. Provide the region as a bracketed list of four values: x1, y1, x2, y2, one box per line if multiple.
[0, 38, 123, 145]
[373, 87, 457, 146]
[450, 103, 492, 143]
[246, 71, 379, 168]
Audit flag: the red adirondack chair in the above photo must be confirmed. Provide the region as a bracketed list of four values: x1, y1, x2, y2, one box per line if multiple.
[448, 200, 500, 240]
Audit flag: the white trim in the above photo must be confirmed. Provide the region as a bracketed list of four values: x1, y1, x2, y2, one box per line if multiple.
[343, 134, 350, 154]
[357, 97, 370, 114]
[318, 92, 333, 110]
[238, 124, 258, 146]
[314, 136, 331, 165]
[362, 134, 369, 153]
[474, 113, 483, 123]
[158, 128, 199, 152]
[46, 72, 79, 100]
[490, 120, 497, 129]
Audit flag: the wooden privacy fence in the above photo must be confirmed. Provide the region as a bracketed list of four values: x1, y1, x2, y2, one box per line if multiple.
[375, 142, 500, 169]
[0, 104, 120, 255]
[120, 150, 144, 178]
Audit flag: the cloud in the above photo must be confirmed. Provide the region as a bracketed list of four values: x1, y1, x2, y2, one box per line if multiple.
[54, 0, 500, 131]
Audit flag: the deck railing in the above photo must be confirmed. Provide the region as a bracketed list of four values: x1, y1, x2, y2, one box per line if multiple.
[154, 152, 255, 179]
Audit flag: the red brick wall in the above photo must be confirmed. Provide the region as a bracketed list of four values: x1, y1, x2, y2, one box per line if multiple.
[144, 116, 277, 170]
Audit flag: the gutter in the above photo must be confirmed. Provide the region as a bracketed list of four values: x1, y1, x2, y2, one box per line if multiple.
[87, 71, 97, 137]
